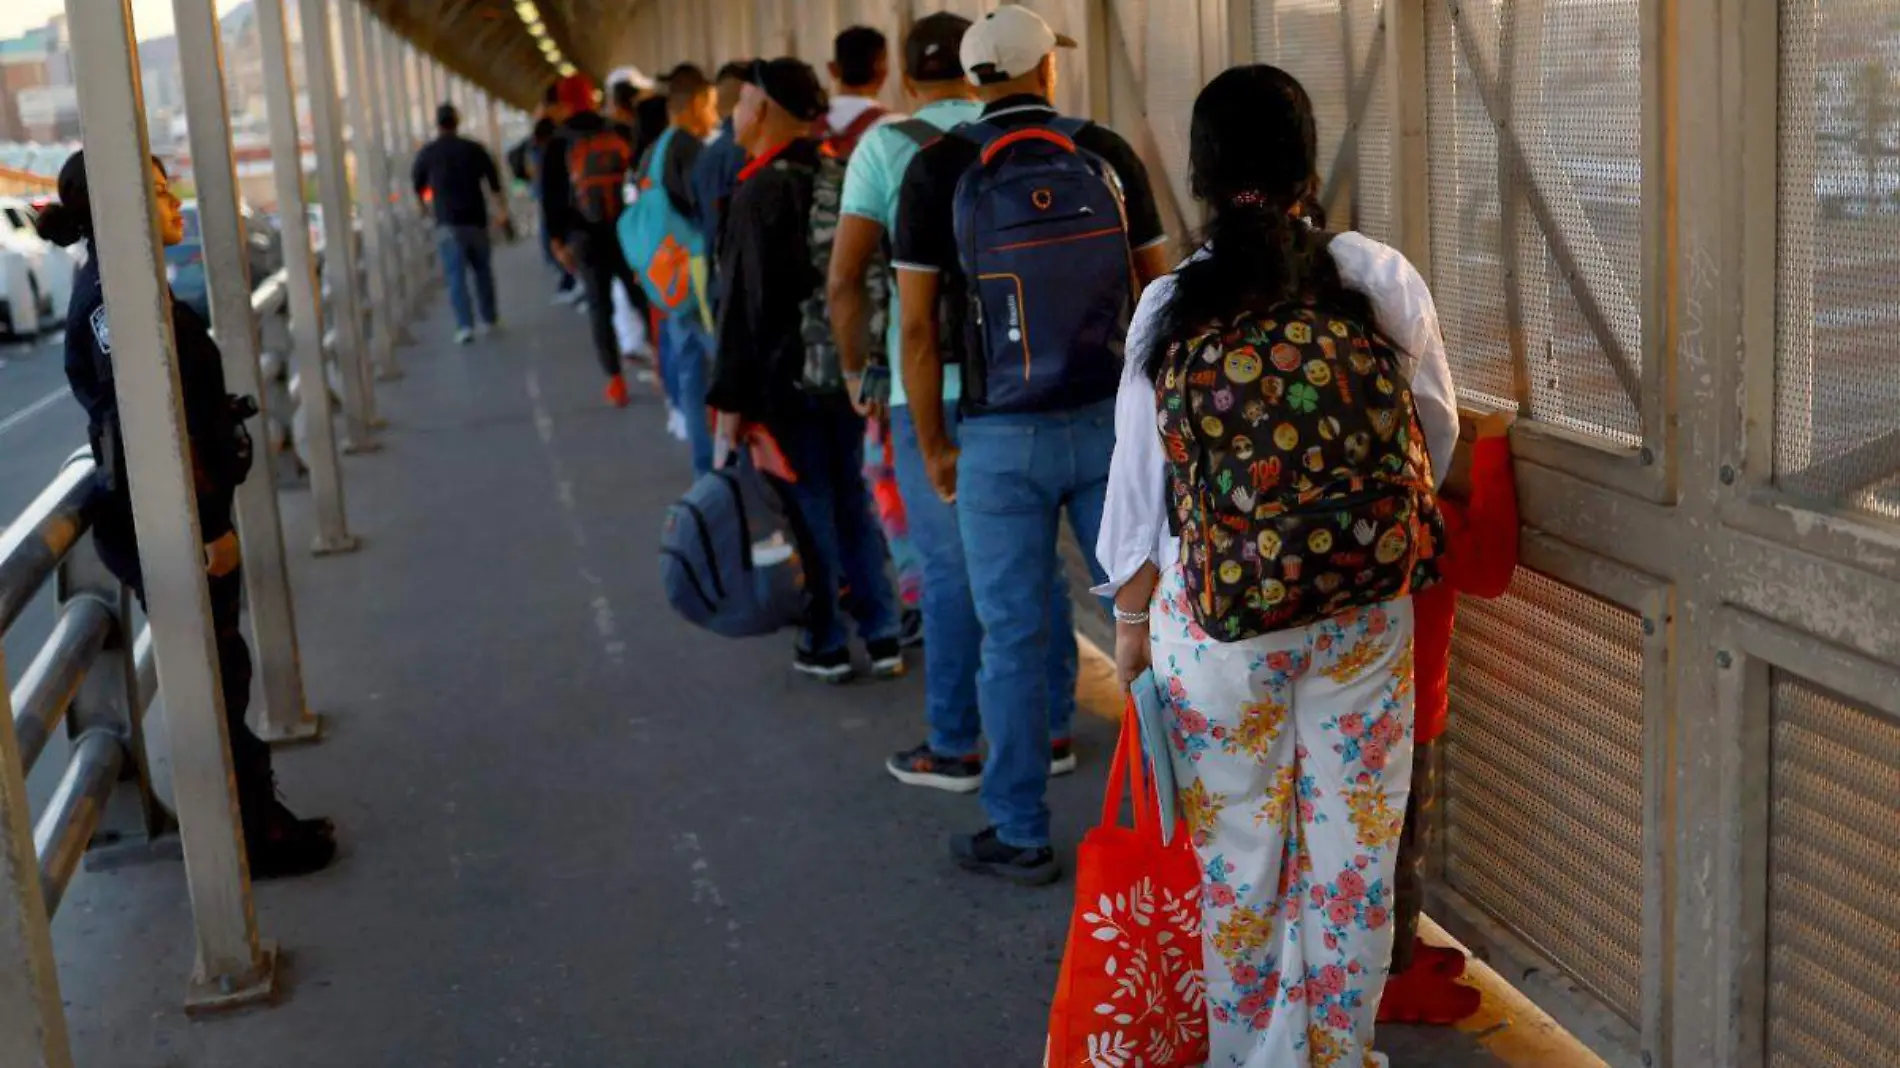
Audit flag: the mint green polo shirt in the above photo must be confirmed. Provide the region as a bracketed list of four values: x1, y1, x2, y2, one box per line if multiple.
[838, 97, 982, 408]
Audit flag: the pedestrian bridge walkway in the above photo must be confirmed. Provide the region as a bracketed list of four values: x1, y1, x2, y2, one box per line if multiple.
[42, 245, 1583, 1067]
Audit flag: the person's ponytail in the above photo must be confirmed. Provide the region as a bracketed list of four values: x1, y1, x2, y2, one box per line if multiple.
[34, 201, 87, 247]
[35, 151, 93, 247]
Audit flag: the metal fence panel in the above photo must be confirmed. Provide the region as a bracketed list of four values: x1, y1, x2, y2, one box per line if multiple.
[1766, 675, 1900, 1067]
[1424, 0, 1645, 445]
[1446, 569, 1647, 1026]
[1772, 0, 1900, 518]
[1251, 0, 1391, 241]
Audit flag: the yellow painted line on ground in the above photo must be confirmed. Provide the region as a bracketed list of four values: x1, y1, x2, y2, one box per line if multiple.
[1075, 632, 1609, 1068]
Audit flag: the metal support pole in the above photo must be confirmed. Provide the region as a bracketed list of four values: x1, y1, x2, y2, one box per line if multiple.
[338, 0, 397, 387]
[366, 16, 413, 355]
[0, 653, 72, 1068]
[259, 0, 359, 555]
[301, 0, 378, 447]
[63, 0, 278, 1013]
[372, 19, 412, 332]
[174, 0, 321, 745]
[397, 42, 431, 296]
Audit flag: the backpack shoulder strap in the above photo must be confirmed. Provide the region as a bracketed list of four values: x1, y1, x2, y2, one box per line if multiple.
[951, 120, 1004, 148]
[888, 117, 941, 150]
[837, 105, 887, 144]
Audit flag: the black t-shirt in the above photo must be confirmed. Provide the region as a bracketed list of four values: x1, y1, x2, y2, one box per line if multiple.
[636, 127, 705, 219]
[892, 94, 1167, 362]
[411, 134, 501, 228]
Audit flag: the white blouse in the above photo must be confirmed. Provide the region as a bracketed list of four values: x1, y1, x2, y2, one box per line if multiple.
[1093, 231, 1460, 597]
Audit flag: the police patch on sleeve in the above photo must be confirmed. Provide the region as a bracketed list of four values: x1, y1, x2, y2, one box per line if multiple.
[89, 305, 111, 354]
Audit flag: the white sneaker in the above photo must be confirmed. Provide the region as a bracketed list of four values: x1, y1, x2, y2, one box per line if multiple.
[666, 405, 688, 442]
[476, 320, 501, 338]
[454, 328, 474, 345]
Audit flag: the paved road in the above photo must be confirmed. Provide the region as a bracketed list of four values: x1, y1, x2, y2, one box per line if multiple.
[39, 246, 1513, 1067]
[1, 328, 91, 804]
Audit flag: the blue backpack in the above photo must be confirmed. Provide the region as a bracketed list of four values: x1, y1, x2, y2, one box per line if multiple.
[952, 117, 1135, 414]
[618, 128, 708, 325]
[659, 454, 807, 639]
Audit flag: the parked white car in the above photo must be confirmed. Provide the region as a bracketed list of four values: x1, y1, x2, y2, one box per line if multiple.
[0, 197, 80, 337]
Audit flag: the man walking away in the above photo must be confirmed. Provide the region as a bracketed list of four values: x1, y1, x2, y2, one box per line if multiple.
[826, 27, 893, 147]
[692, 60, 756, 319]
[541, 73, 644, 407]
[708, 58, 905, 685]
[413, 102, 508, 344]
[894, 4, 1171, 885]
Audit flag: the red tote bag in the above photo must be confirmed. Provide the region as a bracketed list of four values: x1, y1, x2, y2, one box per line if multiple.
[1046, 703, 1209, 1068]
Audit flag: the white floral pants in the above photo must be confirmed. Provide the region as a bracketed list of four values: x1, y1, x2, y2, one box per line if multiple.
[1152, 564, 1415, 1068]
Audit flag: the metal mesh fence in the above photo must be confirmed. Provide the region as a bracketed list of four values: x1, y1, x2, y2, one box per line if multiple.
[1424, 0, 1645, 445]
[1426, 0, 1518, 410]
[1773, 0, 1900, 518]
[1252, 0, 1392, 242]
[1446, 569, 1646, 1026]
[1767, 675, 1900, 1067]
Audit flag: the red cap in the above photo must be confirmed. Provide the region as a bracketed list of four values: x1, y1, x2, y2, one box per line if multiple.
[554, 73, 597, 114]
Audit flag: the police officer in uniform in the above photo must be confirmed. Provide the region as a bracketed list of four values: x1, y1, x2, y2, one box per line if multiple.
[38, 151, 335, 879]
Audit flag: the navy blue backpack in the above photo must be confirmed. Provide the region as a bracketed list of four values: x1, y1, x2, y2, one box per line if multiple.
[660, 455, 807, 639]
[952, 117, 1135, 414]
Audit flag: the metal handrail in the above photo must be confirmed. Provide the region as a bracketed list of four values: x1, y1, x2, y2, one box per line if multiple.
[0, 451, 151, 923]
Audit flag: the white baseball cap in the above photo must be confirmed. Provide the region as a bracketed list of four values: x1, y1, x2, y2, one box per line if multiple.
[959, 5, 1077, 86]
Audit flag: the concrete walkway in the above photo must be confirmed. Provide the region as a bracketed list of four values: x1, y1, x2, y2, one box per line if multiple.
[50, 243, 1521, 1067]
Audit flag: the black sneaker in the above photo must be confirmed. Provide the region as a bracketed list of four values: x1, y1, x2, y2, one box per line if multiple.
[246, 800, 337, 881]
[1049, 738, 1078, 777]
[899, 608, 925, 649]
[794, 646, 855, 684]
[886, 743, 982, 793]
[951, 826, 1060, 886]
[866, 637, 907, 679]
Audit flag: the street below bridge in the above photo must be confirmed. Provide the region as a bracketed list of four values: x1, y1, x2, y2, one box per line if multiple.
[7, 244, 1571, 1067]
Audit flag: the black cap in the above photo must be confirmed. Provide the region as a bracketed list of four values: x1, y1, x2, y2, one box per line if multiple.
[751, 57, 827, 123]
[905, 12, 971, 83]
[436, 103, 459, 128]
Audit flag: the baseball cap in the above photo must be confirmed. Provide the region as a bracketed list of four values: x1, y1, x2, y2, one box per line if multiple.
[960, 5, 1076, 86]
[751, 57, 828, 123]
[904, 12, 972, 83]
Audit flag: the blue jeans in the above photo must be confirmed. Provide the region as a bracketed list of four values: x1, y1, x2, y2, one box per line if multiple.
[957, 399, 1114, 848]
[660, 314, 714, 476]
[437, 224, 497, 331]
[775, 394, 902, 656]
[890, 402, 1077, 761]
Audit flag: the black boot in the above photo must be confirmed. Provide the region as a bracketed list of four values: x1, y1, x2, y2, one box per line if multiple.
[239, 772, 337, 881]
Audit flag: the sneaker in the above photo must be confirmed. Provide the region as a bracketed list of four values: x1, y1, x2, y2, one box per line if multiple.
[605, 374, 630, 408]
[476, 319, 502, 338]
[886, 743, 982, 793]
[951, 826, 1060, 886]
[454, 328, 474, 345]
[553, 285, 583, 305]
[866, 637, 906, 679]
[245, 800, 337, 881]
[899, 608, 924, 649]
[1049, 738, 1078, 777]
[666, 405, 689, 442]
[793, 646, 855, 684]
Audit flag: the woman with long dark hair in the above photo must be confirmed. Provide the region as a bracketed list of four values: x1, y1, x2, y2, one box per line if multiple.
[1095, 67, 1458, 1064]
[40, 151, 336, 879]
